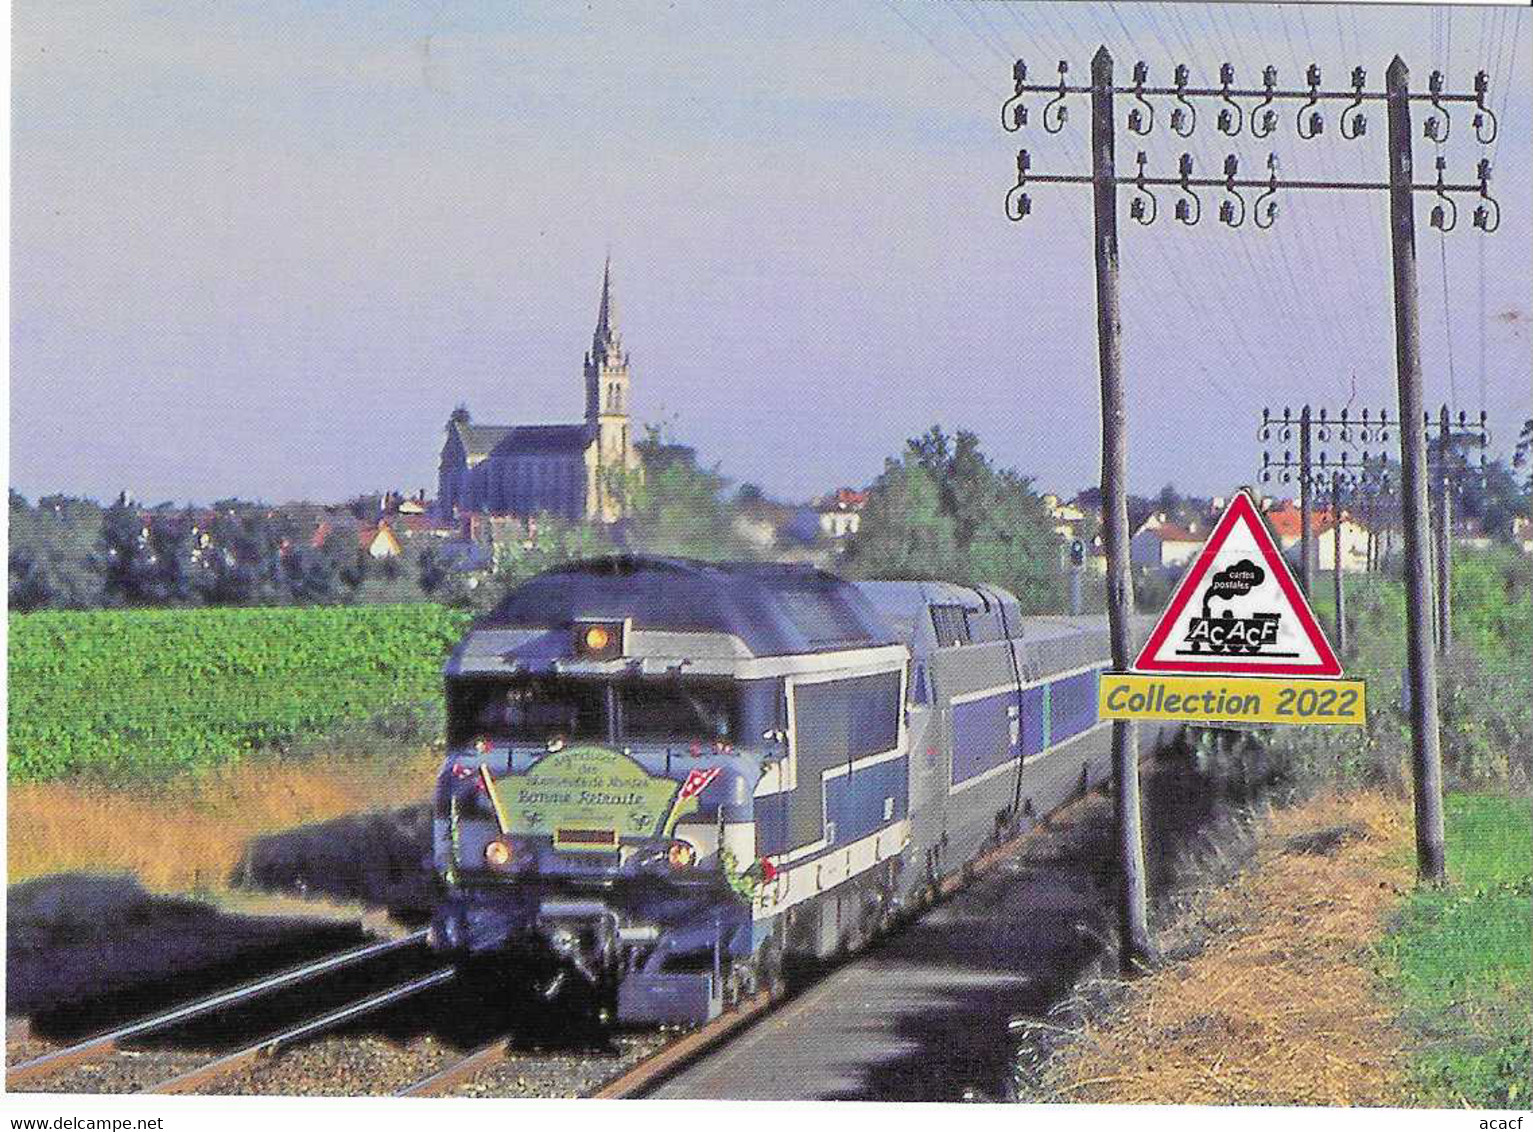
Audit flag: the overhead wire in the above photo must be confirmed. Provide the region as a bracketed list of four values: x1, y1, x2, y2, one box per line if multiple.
[1205, 2, 1353, 392]
[1165, 1, 1350, 397]
[1279, 2, 1376, 390]
[876, 0, 1003, 102]
[1151, 1, 1338, 386]
[1484, 6, 1523, 421]
[1060, 3, 1258, 400]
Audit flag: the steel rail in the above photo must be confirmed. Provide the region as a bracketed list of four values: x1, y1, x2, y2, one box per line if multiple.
[144, 967, 457, 1095]
[6, 931, 428, 1087]
[395, 1038, 512, 1097]
[587, 992, 775, 1100]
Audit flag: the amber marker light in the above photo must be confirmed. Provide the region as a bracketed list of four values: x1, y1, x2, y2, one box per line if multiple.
[667, 841, 697, 870]
[484, 839, 514, 869]
[573, 619, 625, 661]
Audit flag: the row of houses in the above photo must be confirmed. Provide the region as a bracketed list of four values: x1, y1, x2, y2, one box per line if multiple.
[128, 477, 1528, 586]
[1125, 500, 1376, 573]
[1046, 492, 1392, 576]
[336, 485, 875, 573]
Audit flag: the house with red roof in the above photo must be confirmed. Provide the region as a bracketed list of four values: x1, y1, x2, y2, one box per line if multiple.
[1264, 500, 1372, 573]
[817, 487, 868, 540]
[1130, 512, 1205, 569]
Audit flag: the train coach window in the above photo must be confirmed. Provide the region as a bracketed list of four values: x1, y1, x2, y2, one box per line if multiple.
[447, 677, 605, 746]
[618, 679, 740, 743]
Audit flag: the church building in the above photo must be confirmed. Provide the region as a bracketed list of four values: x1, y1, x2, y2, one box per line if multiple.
[436, 258, 641, 523]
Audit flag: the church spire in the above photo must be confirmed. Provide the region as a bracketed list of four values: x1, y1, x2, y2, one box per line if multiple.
[585, 254, 629, 428]
[594, 255, 618, 350]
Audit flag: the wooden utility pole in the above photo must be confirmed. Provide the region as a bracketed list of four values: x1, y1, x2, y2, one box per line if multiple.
[1332, 472, 1346, 655]
[1299, 405, 1314, 595]
[1089, 46, 1153, 972]
[1435, 405, 1453, 656]
[1385, 56, 1447, 883]
[1006, 49, 1502, 891]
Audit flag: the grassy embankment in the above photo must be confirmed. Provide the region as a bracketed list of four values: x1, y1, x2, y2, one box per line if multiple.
[1383, 792, 1531, 1107]
[1311, 550, 1531, 1105]
[7, 604, 471, 892]
[1036, 789, 1530, 1108]
[1245, 548, 1530, 1106]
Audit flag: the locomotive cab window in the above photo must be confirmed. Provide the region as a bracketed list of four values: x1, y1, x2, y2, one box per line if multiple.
[930, 603, 971, 648]
[447, 675, 741, 746]
[618, 679, 740, 743]
[448, 676, 605, 746]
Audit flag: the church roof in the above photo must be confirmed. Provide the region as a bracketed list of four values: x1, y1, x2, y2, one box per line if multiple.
[450, 420, 594, 459]
[451, 421, 517, 460]
[492, 423, 594, 454]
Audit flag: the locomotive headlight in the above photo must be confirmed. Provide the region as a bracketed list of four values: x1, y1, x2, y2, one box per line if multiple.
[573, 618, 626, 661]
[666, 840, 698, 870]
[484, 839, 514, 869]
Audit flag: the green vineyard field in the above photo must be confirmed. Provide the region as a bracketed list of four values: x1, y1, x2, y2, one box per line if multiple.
[6, 605, 474, 782]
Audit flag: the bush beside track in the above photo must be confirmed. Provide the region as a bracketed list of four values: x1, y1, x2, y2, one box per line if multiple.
[7, 605, 472, 783]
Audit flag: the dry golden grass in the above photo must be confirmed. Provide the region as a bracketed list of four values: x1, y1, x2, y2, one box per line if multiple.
[7, 747, 443, 894]
[1049, 791, 1413, 1106]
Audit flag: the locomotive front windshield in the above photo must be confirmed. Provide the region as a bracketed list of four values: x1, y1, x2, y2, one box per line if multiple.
[448, 676, 742, 747]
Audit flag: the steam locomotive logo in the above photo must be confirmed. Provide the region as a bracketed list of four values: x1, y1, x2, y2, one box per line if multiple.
[1176, 558, 1297, 659]
[1134, 490, 1343, 676]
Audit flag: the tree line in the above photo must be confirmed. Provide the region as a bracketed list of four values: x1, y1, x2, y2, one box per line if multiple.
[14, 418, 1529, 616]
[838, 426, 1071, 613]
[7, 492, 422, 612]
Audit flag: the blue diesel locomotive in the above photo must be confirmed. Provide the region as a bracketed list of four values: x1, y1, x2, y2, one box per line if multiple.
[427, 556, 1168, 1024]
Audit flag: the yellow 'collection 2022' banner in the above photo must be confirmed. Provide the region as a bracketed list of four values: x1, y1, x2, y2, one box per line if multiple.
[1099, 672, 1367, 726]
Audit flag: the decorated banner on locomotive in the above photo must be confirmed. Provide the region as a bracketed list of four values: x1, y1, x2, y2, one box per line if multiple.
[479, 746, 716, 851]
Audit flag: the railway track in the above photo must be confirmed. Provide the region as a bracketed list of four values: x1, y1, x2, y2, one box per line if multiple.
[7, 931, 430, 1092]
[8, 788, 1109, 1100]
[407, 788, 1106, 1100]
[147, 967, 456, 1095]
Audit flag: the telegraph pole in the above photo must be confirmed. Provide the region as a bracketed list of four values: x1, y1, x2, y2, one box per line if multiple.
[1006, 49, 1506, 891]
[1425, 405, 1490, 655]
[1435, 462, 1452, 655]
[1332, 471, 1347, 655]
[1385, 56, 1445, 883]
[1260, 405, 1391, 648]
[1090, 46, 1153, 973]
[1261, 403, 1481, 661]
[1299, 405, 1314, 595]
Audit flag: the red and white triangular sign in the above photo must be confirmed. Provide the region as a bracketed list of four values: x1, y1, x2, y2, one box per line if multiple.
[1134, 490, 1343, 677]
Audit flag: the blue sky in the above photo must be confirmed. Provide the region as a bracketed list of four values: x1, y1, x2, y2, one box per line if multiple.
[9, 1, 1531, 506]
